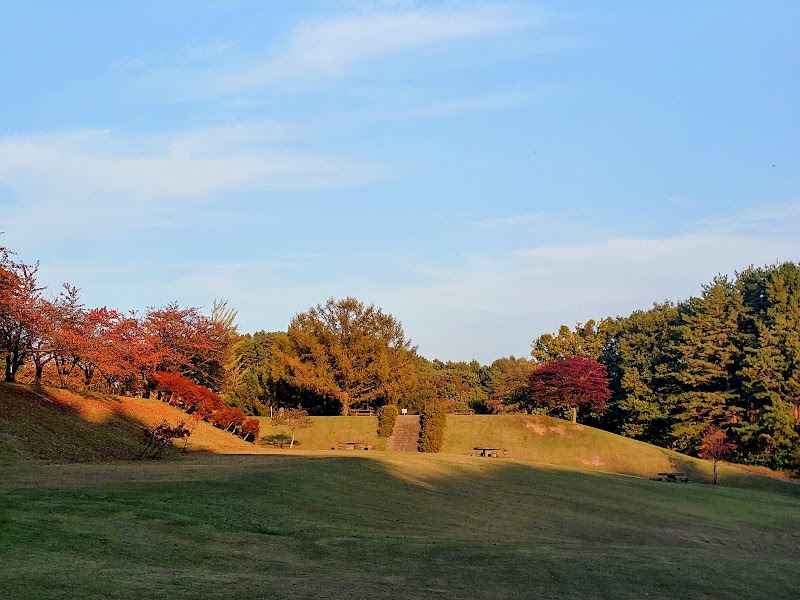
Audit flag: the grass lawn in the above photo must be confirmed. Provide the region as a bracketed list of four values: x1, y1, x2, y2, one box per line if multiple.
[1, 452, 798, 600]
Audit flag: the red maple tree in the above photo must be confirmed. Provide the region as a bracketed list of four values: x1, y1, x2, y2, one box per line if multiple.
[699, 426, 736, 484]
[526, 357, 612, 423]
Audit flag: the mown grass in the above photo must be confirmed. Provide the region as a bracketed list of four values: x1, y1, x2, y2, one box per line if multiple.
[1, 453, 799, 600]
[258, 415, 381, 450]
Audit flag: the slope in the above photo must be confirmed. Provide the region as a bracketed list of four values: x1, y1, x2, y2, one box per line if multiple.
[0, 382, 253, 462]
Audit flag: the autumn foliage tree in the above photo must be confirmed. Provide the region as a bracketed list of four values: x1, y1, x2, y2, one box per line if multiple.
[526, 357, 612, 423]
[155, 371, 223, 417]
[699, 426, 736, 484]
[0, 246, 45, 382]
[138, 420, 191, 459]
[273, 297, 418, 415]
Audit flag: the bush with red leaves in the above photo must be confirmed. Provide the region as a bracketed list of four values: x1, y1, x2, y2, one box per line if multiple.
[240, 418, 261, 443]
[209, 406, 247, 432]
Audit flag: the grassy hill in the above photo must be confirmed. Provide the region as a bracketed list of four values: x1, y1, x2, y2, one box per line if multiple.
[2, 382, 793, 491]
[258, 413, 790, 490]
[0, 382, 253, 461]
[2, 382, 799, 598]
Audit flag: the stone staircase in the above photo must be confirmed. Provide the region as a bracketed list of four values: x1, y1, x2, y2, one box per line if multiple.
[387, 415, 420, 452]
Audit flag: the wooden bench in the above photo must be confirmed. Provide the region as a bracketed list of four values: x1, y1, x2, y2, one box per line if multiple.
[351, 409, 375, 416]
[655, 472, 690, 483]
[451, 409, 475, 415]
[336, 441, 371, 451]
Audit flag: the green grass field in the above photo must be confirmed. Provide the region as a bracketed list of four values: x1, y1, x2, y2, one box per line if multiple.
[1, 453, 799, 599]
[2, 383, 799, 598]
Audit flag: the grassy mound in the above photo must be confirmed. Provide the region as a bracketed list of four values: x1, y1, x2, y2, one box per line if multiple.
[259, 413, 787, 489]
[0, 452, 798, 599]
[0, 383, 253, 462]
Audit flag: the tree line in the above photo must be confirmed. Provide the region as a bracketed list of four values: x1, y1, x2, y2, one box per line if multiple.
[224, 264, 800, 471]
[4, 241, 798, 469]
[0, 243, 259, 442]
[525, 263, 800, 471]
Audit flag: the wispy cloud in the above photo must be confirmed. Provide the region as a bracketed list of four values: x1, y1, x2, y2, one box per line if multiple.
[0, 123, 377, 201]
[477, 211, 545, 229]
[223, 6, 535, 89]
[134, 4, 538, 98]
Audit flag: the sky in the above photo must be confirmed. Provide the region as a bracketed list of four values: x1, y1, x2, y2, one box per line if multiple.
[1, 1, 799, 364]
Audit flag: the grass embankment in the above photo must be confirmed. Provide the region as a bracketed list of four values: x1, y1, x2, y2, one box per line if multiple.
[1, 453, 798, 599]
[0, 383, 252, 461]
[261, 413, 782, 489]
[258, 415, 381, 450]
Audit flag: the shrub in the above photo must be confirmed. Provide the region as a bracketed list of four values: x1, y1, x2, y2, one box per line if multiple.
[138, 420, 190, 459]
[154, 371, 222, 417]
[418, 401, 446, 453]
[210, 406, 246, 431]
[377, 404, 399, 438]
[240, 418, 261, 443]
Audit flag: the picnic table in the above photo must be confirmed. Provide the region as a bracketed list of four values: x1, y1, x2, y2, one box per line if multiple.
[656, 472, 690, 483]
[337, 441, 370, 450]
[474, 447, 501, 457]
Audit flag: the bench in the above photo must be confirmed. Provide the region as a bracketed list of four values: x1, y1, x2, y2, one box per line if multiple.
[451, 409, 475, 415]
[474, 447, 501, 457]
[336, 441, 371, 451]
[655, 472, 691, 483]
[351, 409, 375, 416]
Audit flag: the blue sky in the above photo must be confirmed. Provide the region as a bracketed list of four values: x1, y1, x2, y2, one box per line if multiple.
[1, 1, 798, 363]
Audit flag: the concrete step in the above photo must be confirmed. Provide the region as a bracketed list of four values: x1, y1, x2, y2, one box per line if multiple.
[388, 415, 420, 452]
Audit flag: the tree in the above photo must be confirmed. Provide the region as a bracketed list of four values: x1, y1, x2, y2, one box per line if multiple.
[144, 302, 235, 394]
[209, 406, 247, 432]
[155, 371, 223, 417]
[226, 331, 285, 415]
[604, 303, 682, 445]
[526, 357, 612, 423]
[273, 297, 418, 415]
[491, 357, 535, 411]
[270, 407, 312, 448]
[0, 248, 43, 382]
[418, 401, 446, 452]
[739, 263, 800, 469]
[671, 277, 744, 452]
[377, 404, 399, 438]
[699, 426, 735, 484]
[240, 418, 261, 443]
[531, 320, 609, 363]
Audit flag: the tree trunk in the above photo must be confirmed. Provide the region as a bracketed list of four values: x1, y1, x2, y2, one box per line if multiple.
[5, 355, 13, 382]
[290, 431, 296, 448]
[34, 362, 43, 386]
[713, 460, 718, 484]
[571, 407, 577, 424]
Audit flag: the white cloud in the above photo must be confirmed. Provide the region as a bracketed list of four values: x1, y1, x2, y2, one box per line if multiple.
[133, 3, 542, 99]
[477, 211, 545, 228]
[171, 4, 538, 94]
[0, 123, 376, 201]
[125, 218, 799, 364]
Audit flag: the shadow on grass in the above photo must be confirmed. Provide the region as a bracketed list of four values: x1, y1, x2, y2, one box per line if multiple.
[0, 382, 219, 462]
[260, 434, 299, 448]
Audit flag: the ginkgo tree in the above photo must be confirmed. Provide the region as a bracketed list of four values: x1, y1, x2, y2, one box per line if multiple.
[273, 297, 418, 415]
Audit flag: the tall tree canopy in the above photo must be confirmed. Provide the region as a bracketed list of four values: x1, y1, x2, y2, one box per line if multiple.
[273, 297, 418, 415]
[525, 357, 612, 423]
